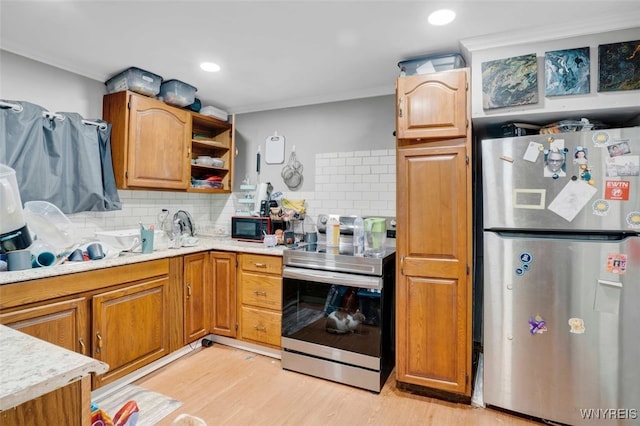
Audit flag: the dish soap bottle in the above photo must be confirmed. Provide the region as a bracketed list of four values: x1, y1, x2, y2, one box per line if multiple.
[353, 216, 364, 256]
[327, 216, 340, 247]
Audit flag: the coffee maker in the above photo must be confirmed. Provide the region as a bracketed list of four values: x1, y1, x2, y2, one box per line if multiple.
[0, 164, 32, 253]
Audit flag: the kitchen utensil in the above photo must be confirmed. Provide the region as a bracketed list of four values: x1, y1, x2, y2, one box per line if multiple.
[30, 240, 57, 267]
[0, 164, 32, 252]
[7, 248, 32, 270]
[67, 248, 84, 262]
[174, 210, 195, 236]
[265, 132, 285, 164]
[364, 217, 386, 257]
[140, 228, 155, 253]
[86, 242, 105, 260]
[282, 148, 304, 190]
[263, 234, 277, 247]
[22, 201, 74, 251]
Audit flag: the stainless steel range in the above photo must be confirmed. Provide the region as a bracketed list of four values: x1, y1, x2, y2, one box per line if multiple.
[281, 215, 396, 393]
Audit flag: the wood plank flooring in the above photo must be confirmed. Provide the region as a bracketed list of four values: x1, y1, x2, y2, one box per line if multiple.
[135, 343, 540, 425]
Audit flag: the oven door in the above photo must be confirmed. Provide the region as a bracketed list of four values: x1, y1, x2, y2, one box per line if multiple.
[282, 266, 384, 364]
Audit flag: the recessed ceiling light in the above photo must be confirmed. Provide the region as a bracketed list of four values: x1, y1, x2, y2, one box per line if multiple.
[428, 9, 455, 26]
[200, 62, 221, 73]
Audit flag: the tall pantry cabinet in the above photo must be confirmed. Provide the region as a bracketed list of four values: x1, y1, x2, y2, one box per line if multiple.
[395, 68, 473, 398]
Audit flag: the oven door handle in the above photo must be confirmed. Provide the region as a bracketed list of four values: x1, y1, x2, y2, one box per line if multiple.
[282, 266, 383, 290]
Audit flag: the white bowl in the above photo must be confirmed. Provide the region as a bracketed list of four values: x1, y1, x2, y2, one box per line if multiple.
[95, 229, 166, 252]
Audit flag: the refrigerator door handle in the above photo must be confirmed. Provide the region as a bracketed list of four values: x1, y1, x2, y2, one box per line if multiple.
[598, 279, 622, 288]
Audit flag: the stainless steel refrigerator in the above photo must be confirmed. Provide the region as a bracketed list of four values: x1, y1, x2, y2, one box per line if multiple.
[481, 127, 640, 425]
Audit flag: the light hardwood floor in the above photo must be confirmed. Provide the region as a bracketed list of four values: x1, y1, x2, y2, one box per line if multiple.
[135, 343, 540, 425]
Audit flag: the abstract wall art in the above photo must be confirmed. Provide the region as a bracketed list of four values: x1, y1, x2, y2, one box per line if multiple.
[598, 40, 640, 92]
[482, 53, 539, 110]
[545, 47, 590, 96]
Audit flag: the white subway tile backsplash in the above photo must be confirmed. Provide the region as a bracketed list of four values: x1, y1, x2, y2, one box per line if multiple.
[66, 149, 396, 238]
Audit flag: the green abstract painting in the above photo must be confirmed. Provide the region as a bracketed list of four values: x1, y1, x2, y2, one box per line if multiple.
[482, 53, 538, 110]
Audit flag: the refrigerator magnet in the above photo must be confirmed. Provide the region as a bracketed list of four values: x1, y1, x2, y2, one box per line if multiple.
[604, 180, 630, 201]
[592, 131, 610, 146]
[592, 199, 610, 216]
[606, 253, 627, 274]
[523, 141, 543, 162]
[528, 315, 547, 335]
[568, 318, 586, 334]
[520, 252, 533, 263]
[626, 211, 640, 229]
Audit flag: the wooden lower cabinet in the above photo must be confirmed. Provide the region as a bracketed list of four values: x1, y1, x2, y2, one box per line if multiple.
[0, 259, 172, 390]
[0, 297, 89, 355]
[183, 252, 211, 344]
[237, 253, 282, 348]
[210, 251, 237, 337]
[92, 276, 171, 388]
[0, 375, 92, 426]
[395, 141, 472, 397]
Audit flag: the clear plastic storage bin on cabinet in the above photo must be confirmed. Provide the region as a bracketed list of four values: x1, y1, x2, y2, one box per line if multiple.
[398, 53, 465, 76]
[159, 79, 197, 107]
[105, 67, 163, 97]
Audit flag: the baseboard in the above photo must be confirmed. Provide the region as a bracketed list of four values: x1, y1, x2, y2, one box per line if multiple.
[208, 334, 281, 359]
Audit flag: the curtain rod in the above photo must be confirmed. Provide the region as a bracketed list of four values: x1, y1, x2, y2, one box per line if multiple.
[1, 100, 107, 130]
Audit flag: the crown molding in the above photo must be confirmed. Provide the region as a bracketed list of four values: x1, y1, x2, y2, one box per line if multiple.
[460, 12, 640, 53]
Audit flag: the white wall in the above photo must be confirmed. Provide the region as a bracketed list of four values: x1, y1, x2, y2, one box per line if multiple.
[1, 50, 397, 241]
[464, 27, 640, 125]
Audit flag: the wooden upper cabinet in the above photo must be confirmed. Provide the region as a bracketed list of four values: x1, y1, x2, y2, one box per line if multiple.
[396, 69, 468, 140]
[103, 91, 191, 190]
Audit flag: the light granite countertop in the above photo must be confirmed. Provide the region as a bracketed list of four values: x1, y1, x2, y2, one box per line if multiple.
[0, 324, 109, 410]
[0, 236, 286, 285]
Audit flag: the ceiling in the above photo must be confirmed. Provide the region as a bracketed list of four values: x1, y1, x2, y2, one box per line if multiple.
[1, 1, 638, 114]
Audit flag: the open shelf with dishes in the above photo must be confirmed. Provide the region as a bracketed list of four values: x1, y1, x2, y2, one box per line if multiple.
[188, 113, 235, 193]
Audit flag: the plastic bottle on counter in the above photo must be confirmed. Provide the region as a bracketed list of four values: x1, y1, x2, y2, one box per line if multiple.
[353, 216, 365, 256]
[327, 216, 340, 247]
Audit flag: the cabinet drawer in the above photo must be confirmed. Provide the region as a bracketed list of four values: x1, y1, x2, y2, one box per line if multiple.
[240, 272, 282, 310]
[240, 306, 281, 347]
[240, 254, 282, 275]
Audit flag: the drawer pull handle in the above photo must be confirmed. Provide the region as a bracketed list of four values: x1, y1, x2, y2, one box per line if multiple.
[253, 325, 267, 332]
[186, 284, 192, 299]
[96, 332, 103, 354]
[254, 290, 267, 296]
[254, 262, 267, 268]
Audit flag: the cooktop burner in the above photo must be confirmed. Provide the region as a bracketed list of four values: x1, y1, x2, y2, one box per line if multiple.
[283, 242, 395, 276]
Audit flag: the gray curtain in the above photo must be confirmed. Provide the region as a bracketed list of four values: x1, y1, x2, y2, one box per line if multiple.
[0, 100, 121, 214]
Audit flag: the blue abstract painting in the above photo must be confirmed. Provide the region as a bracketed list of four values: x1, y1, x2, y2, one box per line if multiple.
[545, 47, 590, 96]
[482, 53, 538, 110]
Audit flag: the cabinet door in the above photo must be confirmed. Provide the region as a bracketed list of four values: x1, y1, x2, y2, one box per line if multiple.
[127, 93, 191, 189]
[210, 252, 237, 337]
[0, 297, 88, 355]
[184, 252, 210, 344]
[396, 70, 468, 140]
[92, 277, 170, 388]
[396, 143, 471, 395]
